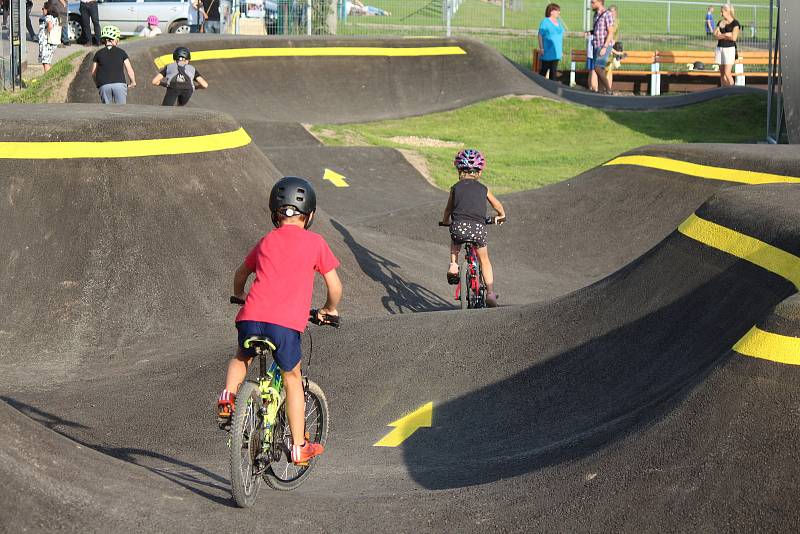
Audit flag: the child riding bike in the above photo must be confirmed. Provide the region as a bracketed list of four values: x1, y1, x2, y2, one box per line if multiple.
[440, 149, 506, 307]
[218, 176, 342, 465]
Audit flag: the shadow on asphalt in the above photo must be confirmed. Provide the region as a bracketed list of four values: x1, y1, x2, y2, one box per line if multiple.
[331, 219, 454, 314]
[2, 397, 236, 508]
[401, 255, 793, 489]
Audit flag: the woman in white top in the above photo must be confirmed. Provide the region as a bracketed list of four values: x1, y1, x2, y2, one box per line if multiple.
[713, 3, 740, 87]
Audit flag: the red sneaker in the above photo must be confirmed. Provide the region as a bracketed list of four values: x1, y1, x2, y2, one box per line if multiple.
[291, 440, 324, 465]
[217, 390, 235, 423]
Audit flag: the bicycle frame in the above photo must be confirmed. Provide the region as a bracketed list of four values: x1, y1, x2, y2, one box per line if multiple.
[454, 242, 486, 308]
[242, 343, 284, 460]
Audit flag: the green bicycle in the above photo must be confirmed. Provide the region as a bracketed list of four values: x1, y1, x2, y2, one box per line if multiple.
[226, 297, 338, 506]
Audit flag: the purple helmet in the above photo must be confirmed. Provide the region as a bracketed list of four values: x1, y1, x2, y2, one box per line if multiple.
[453, 149, 486, 173]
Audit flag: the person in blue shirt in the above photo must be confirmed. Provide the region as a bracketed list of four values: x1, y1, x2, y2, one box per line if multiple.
[705, 6, 715, 35]
[537, 3, 564, 80]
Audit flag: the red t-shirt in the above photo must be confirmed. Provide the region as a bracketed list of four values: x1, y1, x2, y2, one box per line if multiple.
[235, 225, 340, 332]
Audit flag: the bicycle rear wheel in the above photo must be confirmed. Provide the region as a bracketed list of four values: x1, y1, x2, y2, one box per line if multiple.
[229, 380, 265, 507]
[263, 380, 329, 491]
[459, 260, 470, 310]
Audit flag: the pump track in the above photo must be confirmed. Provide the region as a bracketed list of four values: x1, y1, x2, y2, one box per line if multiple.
[0, 36, 798, 533]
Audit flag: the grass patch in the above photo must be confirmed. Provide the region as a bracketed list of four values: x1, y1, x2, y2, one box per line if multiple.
[311, 93, 766, 194]
[0, 51, 83, 104]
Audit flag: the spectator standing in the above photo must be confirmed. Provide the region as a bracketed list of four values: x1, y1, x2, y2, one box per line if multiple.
[201, 0, 220, 33]
[91, 26, 136, 104]
[80, 0, 101, 46]
[46, 0, 69, 45]
[27, 0, 38, 41]
[605, 5, 623, 90]
[37, 2, 58, 72]
[705, 6, 715, 36]
[589, 0, 614, 94]
[537, 3, 563, 81]
[188, 0, 204, 33]
[713, 3, 739, 86]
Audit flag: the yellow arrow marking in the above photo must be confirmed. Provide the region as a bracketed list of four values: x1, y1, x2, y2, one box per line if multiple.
[323, 168, 349, 188]
[374, 402, 433, 447]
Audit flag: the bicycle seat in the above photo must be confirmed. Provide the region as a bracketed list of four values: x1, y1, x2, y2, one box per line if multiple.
[243, 336, 276, 351]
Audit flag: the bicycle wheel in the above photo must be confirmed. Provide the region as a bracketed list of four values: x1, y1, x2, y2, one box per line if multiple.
[229, 380, 265, 507]
[459, 260, 470, 310]
[263, 380, 329, 491]
[474, 262, 485, 308]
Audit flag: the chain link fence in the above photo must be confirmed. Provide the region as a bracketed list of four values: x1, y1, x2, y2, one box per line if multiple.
[231, 0, 773, 70]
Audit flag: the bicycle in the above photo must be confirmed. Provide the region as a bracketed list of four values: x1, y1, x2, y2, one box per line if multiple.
[439, 216, 505, 310]
[225, 296, 339, 506]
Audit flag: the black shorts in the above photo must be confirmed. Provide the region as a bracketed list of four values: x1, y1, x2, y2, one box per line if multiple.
[162, 88, 193, 107]
[450, 220, 487, 248]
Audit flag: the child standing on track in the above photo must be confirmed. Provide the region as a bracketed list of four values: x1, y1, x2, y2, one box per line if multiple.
[91, 25, 136, 104]
[218, 176, 342, 465]
[151, 47, 208, 107]
[440, 149, 506, 308]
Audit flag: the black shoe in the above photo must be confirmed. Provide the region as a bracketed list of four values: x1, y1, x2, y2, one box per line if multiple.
[447, 271, 459, 285]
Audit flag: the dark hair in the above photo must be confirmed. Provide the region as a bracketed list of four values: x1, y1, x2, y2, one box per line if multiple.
[545, 3, 560, 17]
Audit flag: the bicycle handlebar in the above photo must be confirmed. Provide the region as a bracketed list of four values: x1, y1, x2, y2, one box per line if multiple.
[229, 296, 340, 328]
[439, 216, 507, 227]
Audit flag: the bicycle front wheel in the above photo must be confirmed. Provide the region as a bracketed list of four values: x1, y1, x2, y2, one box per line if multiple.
[263, 380, 329, 491]
[229, 380, 265, 507]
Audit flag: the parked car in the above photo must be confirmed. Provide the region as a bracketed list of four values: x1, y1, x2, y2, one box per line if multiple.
[67, 0, 191, 41]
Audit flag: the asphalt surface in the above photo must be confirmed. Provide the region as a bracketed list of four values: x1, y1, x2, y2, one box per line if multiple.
[1, 37, 799, 532]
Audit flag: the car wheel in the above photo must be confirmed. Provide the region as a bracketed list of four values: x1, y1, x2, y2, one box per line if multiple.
[68, 17, 83, 42]
[169, 20, 191, 34]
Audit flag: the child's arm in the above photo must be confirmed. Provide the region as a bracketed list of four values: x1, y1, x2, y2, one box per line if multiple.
[151, 72, 165, 86]
[91, 61, 97, 80]
[321, 268, 342, 316]
[232, 261, 254, 301]
[195, 75, 209, 89]
[123, 58, 137, 88]
[440, 189, 454, 225]
[487, 189, 506, 224]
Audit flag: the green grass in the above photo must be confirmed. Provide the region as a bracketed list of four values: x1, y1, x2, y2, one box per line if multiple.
[0, 51, 83, 104]
[311, 93, 766, 194]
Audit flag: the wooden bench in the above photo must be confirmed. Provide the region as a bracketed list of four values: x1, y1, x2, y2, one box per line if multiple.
[654, 50, 771, 94]
[532, 48, 773, 95]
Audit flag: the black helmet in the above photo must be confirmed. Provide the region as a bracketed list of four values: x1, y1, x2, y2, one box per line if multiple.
[693, 61, 706, 71]
[269, 176, 317, 229]
[173, 47, 191, 61]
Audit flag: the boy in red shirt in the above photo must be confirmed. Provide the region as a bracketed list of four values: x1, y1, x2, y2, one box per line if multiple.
[218, 176, 342, 465]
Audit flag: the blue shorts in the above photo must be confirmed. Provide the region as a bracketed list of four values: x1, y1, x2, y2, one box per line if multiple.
[236, 321, 302, 372]
[586, 57, 596, 70]
[594, 45, 612, 69]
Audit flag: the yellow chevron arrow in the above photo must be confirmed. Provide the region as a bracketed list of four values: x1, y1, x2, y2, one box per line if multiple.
[323, 168, 350, 188]
[373, 402, 433, 447]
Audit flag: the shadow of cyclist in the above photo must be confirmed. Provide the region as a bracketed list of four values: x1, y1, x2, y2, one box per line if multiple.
[330, 219, 453, 313]
[2, 396, 236, 507]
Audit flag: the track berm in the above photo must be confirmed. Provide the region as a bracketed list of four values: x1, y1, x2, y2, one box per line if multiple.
[1, 37, 798, 532]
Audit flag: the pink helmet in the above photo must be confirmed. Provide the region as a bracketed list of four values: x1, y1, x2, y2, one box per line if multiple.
[453, 149, 486, 173]
[147, 15, 159, 26]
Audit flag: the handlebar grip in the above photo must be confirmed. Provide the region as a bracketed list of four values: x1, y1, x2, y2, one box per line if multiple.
[309, 309, 341, 328]
[438, 222, 450, 227]
[230, 296, 245, 305]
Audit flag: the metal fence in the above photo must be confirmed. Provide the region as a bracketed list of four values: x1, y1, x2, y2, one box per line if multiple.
[231, 0, 774, 69]
[1, 0, 27, 91]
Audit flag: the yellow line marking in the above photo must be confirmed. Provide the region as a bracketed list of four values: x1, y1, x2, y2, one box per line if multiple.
[678, 213, 800, 289]
[734, 326, 800, 365]
[154, 46, 467, 69]
[0, 128, 252, 159]
[605, 155, 800, 185]
[322, 168, 349, 188]
[374, 402, 433, 447]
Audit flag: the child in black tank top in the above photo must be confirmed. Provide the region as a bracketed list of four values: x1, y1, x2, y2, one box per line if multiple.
[441, 149, 506, 307]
